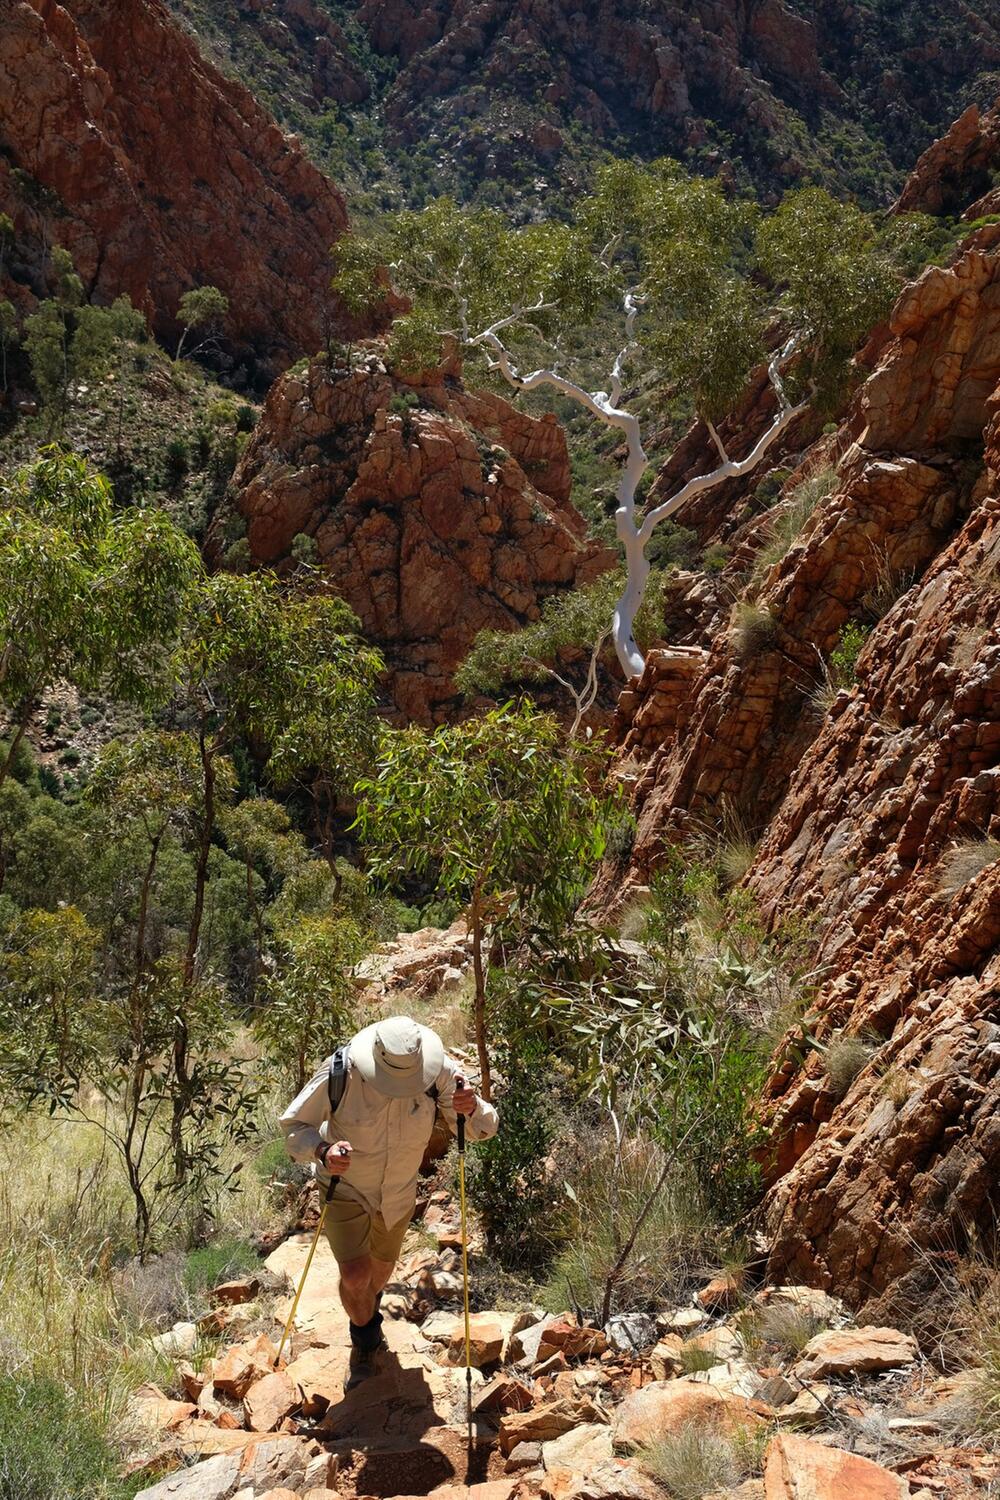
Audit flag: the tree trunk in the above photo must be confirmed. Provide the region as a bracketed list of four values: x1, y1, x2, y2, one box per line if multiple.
[470, 888, 492, 1102]
[172, 731, 215, 1181]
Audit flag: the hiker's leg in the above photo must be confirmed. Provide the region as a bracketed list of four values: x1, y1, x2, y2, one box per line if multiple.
[338, 1254, 378, 1326]
[369, 1212, 411, 1297]
[324, 1196, 378, 1324]
[369, 1255, 396, 1296]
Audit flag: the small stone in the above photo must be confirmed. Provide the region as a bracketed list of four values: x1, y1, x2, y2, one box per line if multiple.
[150, 1321, 198, 1359]
[696, 1274, 741, 1311]
[448, 1313, 504, 1368]
[604, 1312, 658, 1353]
[686, 1325, 744, 1362]
[213, 1334, 281, 1398]
[537, 1318, 609, 1361]
[649, 1336, 684, 1380]
[499, 1401, 579, 1454]
[658, 1307, 708, 1335]
[215, 1409, 242, 1430]
[210, 1277, 261, 1307]
[534, 1351, 570, 1377]
[473, 1375, 534, 1414]
[505, 1441, 543, 1472]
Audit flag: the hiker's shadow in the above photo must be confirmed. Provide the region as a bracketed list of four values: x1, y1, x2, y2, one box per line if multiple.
[317, 1346, 493, 1487]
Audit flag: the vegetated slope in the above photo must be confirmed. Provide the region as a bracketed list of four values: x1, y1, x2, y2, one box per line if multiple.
[166, 0, 1000, 210]
[0, 0, 372, 379]
[606, 112, 1000, 1327]
[210, 345, 613, 722]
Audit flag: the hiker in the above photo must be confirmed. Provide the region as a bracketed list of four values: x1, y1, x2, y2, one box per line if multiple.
[280, 1015, 498, 1385]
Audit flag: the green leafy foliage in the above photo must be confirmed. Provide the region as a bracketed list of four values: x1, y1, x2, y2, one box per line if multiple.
[0, 1372, 134, 1500]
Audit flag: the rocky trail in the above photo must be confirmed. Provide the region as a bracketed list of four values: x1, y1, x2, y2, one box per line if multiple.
[129, 1182, 1000, 1500]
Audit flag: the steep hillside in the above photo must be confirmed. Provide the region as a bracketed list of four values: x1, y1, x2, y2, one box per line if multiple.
[166, 0, 1000, 209]
[608, 204, 1000, 1324]
[211, 346, 612, 720]
[0, 0, 371, 378]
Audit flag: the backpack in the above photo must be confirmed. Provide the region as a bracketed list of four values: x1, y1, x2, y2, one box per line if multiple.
[327, 1045, 440, 1113]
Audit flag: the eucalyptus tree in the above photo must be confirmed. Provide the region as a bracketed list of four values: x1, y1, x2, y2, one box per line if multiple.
[353, 702, 609, 1098]
[456, 566, 664, 735]
[164, 573, 382, 1176]
[334, 165, 903, 677]
[0, 451, 201, 790]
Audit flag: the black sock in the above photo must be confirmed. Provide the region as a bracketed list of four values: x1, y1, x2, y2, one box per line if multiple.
[349, 1304, 383, 1352]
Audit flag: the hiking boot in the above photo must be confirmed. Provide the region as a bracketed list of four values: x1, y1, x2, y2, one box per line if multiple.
[344, 1315, 386, 1392]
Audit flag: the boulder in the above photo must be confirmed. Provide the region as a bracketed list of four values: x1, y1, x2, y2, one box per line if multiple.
[541, 1424, 614, 1471]
[685, 1325, 744, 1362]
[133, 1453, 241, 1500]
[511, 1315, 564, 1366]
[243, 1371, 300, 1433]
[541, 1459, 659, 1500]
[648, 1336, 684, 1379]
[764, 1433, 907, 1498]
[421, 1309, 460, 1344]
[236, 1436, 329, 1495]
[505, 1441, 542, 1472]
[213, 1334, 281, 1398]
[791, 1327, 918, 1381]
[614, 1379, 758, 1449]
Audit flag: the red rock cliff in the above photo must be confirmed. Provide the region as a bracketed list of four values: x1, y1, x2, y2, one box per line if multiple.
[214, 348, 612, 722]
[608, 219, 1000, 1323]
[0, 0, 367, 375]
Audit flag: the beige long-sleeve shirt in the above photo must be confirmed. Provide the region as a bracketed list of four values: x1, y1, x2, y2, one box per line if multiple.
[279, 1052, 498, 1228]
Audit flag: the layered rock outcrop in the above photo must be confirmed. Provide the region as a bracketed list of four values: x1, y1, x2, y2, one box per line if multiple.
[216, 349, 611, 721]
[0, 0, 368, 374]
[608, 222, 1000, 1319]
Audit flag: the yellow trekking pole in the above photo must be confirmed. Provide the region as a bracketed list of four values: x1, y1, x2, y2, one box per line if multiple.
[275, 1148, 346, 1367]
[456, 1078, 473, 1439]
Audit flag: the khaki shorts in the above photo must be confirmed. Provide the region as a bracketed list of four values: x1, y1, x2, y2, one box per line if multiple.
[323, 1194, 409, 1266]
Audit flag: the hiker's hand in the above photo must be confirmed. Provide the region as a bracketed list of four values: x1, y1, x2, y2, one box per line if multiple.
[452, 1077, 476, 1117]
[323, 1141, 352, 1175]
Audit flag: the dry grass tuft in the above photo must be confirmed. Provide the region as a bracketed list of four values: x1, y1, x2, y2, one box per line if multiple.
[732, 602, 779, 661]
[823, 1032, 874, 1099]
[938, 837, 1000, 898]
[639, 1422, 766, 1498]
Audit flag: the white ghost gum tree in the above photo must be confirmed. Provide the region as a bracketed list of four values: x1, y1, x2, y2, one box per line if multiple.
[334, 163, 902, 678]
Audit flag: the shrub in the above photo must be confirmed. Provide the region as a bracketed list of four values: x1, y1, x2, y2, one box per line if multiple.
[466, 1042, 564, 1274]
[823, 1032, 873, 1099]
[235, 403, 257, 432]
[679, 1343, 721, 1374]
[164, 438, 189, 482]
[830, 620, 870, 683]
[0, 1373, 129, 1500]
[742, 1301, 829, 1359]
[732, 602, 778, 660]
[540, 1120, 717, 1318]
[182, 1236, 258, 1295]
[700, 542, 730, 573]
[290, 532, 318, 566]
[938, 838, 1000, 898]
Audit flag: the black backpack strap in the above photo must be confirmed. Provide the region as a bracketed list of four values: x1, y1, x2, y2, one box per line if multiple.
[327, 1045, 349, 1114]
[426, 1083, 439, 1102]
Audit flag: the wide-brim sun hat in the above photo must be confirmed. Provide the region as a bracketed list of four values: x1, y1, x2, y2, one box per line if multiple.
[350, 1015, 445, 1098]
